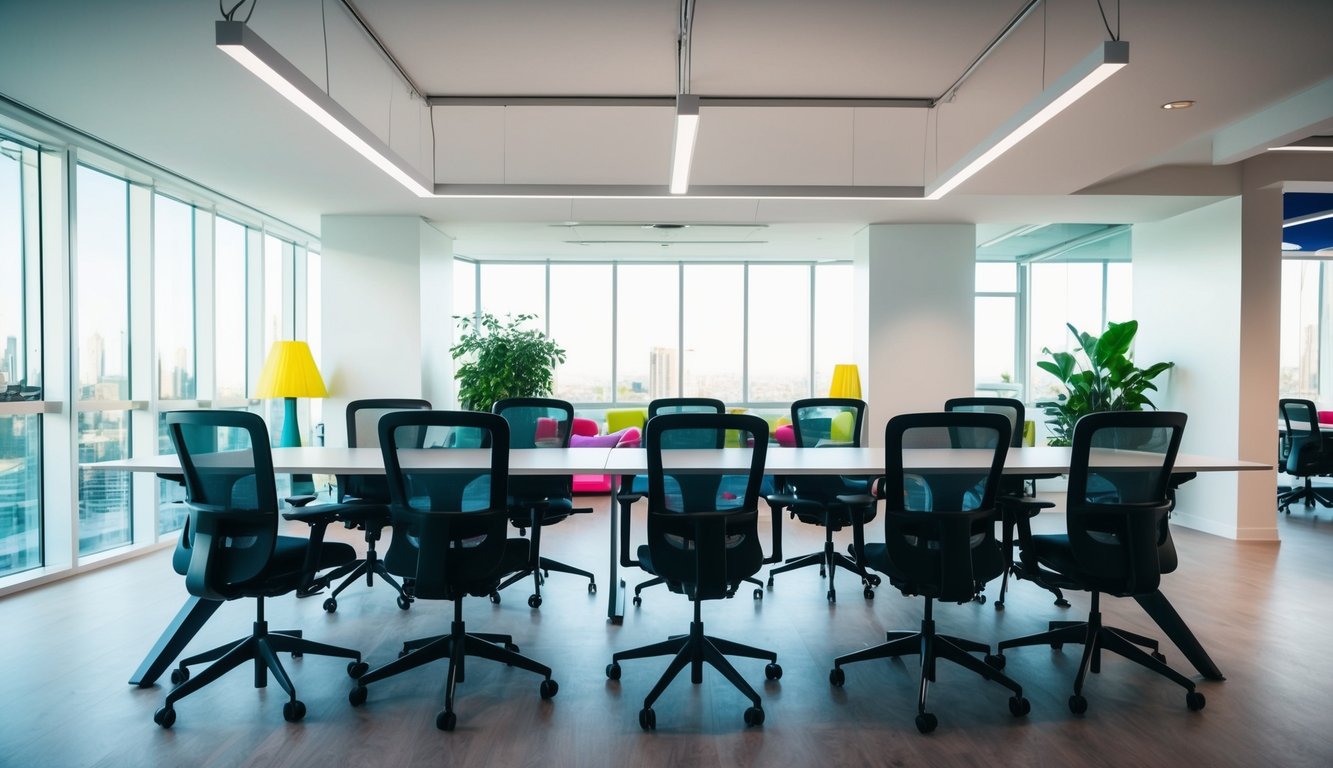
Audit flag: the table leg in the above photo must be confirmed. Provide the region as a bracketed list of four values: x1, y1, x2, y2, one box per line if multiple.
[128, 596, 222, 687]
[606, 489, 628, 624]
[1134, 589, 1225, 681]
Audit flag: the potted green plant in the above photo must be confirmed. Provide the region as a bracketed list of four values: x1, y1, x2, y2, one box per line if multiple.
[1036, 320, 1174, 446]
[451, 312, 567, 410]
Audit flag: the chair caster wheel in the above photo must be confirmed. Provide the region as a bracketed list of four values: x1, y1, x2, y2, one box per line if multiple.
[348, 685, 367, 706]
[323, 597, 337, 613]
[744, 706, 765, 727]
[1069, 694, 1088, 715]
[995, 600, 1005, 611]
[1009, 696, 1031, 717]
[863, 587, 874, 600]
[767, 576, 774, 588]
[528, 594, 542, 608]
[915, 712, 938, 734]
[975, 593, 987, 605]
[153, 706, 176, 728]
[347, 661, 369, 678]
[754, 588, 763, 600]
[819, 567, 827, 577]
[606, 662, 621, 680]
[282, 700, 306, 723]
[827, 590, 836, 603]
[540, 679, 559, 699]
[436, 710, 457, 731]
[765, 662, 783, 680]
[1051, 642, 1064, 651]
[170, 667, 189, 685]
[639, 707, 656, 730]
[490, 592, 501, 604]
[1186, 691, 1206, 711]
[829, 667, 845, 687]
[1055, 598, 1071, 608]
[588, 582, 597, 594]
[632, 596, 642, 607]
[985, 654, 1006, 671]
[397, 595, 412, 610]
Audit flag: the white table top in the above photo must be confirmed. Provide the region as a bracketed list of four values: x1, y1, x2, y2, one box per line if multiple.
[85, 444, 1269, 476]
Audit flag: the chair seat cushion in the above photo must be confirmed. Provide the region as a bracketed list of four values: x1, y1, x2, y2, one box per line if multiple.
[864, 533, 1004, 600]
[234, 536, 356, 596]
[1024, 529, 1178, 595]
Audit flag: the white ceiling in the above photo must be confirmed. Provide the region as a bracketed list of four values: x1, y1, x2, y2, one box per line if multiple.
[1, 0, 1331, 260]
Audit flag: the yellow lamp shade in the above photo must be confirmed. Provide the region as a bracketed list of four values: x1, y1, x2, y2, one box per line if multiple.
[255, 341, 328, 399]
[828, 363, 862, 400]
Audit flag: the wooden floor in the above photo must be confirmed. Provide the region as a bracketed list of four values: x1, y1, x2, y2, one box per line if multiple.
[3, 496, 1332, 768]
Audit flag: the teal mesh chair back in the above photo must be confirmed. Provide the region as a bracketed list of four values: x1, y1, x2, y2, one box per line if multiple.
[880, 411, 1010, 602]
[1065, 411, 1186, 594]
[378, 409, 511, 600]
[944, 397, 1024, 449]
[166, 410, 279, 600]
[789, 397, 868, 498]
[645, 412, 768, 600]
[342, 398, 432, 503]
[649, 397, 726, 450]
[492, 397, 574, 505]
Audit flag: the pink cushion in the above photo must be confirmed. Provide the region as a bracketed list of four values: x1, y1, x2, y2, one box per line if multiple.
[572, 417, 599, 437]
[775, 423, 796, 447]
[535, 417, 558, 442]
[1318, 411, 1333, 425]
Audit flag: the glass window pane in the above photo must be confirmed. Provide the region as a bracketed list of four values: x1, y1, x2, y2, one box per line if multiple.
[1028, 263, 1106, 404]
[813, 263, 853, 397]
[617, 264, 679, 402]
[976, 262, 1017, 292]
[76, 166, 129, 399]
[1280, 260, 1321, 397]
[453, 259, 476, 325]
[263, 235, 285, 435]
[77, 410, 132, 555]
[0, 414, 42, 576]
[550, 264, 611, 402]
[215, 218, 247, 399]
[157, 414, 186, 534]
[1105, 262, 1133, 325]
[0, 141, 24, 391]
[478, 263, 545, 329]
[153, 194, 195, 400]
[682, 264, 743, 402]
[975, 296, 1017, 390]
[748, 264, 810, 401]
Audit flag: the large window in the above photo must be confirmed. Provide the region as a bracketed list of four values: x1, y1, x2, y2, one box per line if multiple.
[1280, 259, 1327, 398]
[1025, 261, 1132, 404]
[0, 136, 41, 577]
[465, 260, 851, 406]
[75, 165, 133, 556]
[975, 263, 1019, 396]
[215, 218, 248, 400]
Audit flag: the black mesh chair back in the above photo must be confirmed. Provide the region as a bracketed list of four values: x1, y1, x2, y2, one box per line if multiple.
[880, 412, 1010, 602]
[645, 412, 768, 600]
[649, 397, 726, 450]
[378, 409, 512, 600]
[944, 397, 1024, 449]
[493, 397, 574, 506]
[789, 397, 867, 497]
[1279, 398, 1324, 474]
[343, 398, 432, 503]
[168, 410, 279, 599]
[1065, 410, 1185, 595]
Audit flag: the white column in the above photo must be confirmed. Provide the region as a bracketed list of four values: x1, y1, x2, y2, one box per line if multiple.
[853, 224, 976, 442]
[320, 215, 454, 446]
[1133, 195, 1281, 541]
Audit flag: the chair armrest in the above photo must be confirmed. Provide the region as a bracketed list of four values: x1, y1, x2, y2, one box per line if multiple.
[617, 476, 643, 568]
[836, 492, 878, 568]
[285, 494, 318, 508]
[762, 495, 788, 564]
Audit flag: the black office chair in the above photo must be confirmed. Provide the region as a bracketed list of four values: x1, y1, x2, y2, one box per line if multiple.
[1277, 398, 1333, 514]
[490, 397, 596, 608]
[830, 411, 1030, 734]
[309, 398, 432, 613]
[997, 410, 1206, 715]
[153, 410, 365, 728]
[765, 397, 880, 602]
[944, 396, 1067, 610]
[618, 398, 764, 605]
[606, 412, 782, 730]
[348, 410, 557, 731]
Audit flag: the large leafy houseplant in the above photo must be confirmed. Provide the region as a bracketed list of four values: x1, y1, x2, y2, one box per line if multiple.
[451, 313, 567, 411]
[1036, 320, 1174, 446]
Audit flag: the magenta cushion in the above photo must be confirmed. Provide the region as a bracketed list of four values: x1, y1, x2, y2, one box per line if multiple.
[775, 423, 796, 447]
[1319, 411, 1333, 425]
[571, 431, 625, 448]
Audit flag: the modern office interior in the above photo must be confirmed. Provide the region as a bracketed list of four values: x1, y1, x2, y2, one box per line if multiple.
[2, 0, 1333, 765]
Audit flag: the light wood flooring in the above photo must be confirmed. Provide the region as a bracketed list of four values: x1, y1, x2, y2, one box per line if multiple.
[2, 495, 1332, 768]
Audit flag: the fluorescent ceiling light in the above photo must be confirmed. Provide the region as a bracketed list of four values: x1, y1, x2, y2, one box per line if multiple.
[1268, 137, 1333, 152]
[926, 40, 1129, 200]
[215, 21, 433, 197]
[1283, 209, 1333, 228]
[670, 95, 700, 194]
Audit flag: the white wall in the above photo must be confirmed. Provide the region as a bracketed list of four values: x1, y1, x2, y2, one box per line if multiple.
[1134, 196, 1280, 541]
[854, 224, 976, 442]
[320, 215, 454, 446]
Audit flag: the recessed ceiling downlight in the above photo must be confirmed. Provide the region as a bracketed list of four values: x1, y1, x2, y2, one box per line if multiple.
[1161, 100, 1195, 110]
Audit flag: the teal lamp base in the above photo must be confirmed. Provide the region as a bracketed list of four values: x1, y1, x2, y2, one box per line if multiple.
[278, 397, 315, 496]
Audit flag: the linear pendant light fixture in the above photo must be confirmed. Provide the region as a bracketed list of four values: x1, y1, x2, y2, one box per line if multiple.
[925, 40, 1129, 199]
[215, 20, 433, 197]
[670, 95, 700, 194]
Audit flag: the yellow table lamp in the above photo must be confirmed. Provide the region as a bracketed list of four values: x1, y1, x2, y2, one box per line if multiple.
[255, 340, 327, 448]
[828, 363, 862, 400]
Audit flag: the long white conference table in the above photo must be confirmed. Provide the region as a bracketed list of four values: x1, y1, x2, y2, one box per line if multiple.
[90, 445, 1267, 686]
